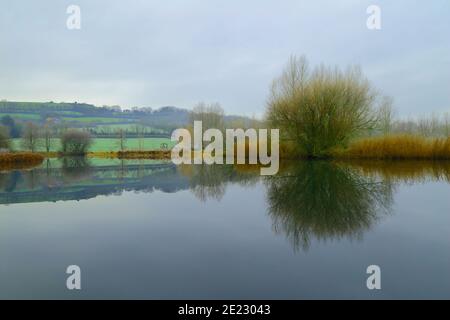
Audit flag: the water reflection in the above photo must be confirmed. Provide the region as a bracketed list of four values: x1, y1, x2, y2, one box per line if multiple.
[2, 159, 450, 252]
[0, 158, 186, 204]
[61, 157, 93, 182]
[179, 164, 260, 201]
[344, 160, 450, 184]
[265, 162, 394, 251]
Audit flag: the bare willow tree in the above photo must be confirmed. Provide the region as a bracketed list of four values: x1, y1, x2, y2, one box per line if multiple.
[21, 122, 40, 152]
[266, 55, 382, 157]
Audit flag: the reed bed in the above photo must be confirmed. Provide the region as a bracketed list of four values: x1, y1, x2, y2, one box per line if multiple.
[337, 135, 450, 160]
[0, 152, 44, 170]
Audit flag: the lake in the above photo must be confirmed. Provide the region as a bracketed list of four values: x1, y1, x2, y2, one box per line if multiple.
[1, 158, 449, 299]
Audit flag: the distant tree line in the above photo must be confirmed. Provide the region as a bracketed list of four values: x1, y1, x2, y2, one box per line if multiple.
[0, 100, 190, 123]
[378, 112, 450, 137]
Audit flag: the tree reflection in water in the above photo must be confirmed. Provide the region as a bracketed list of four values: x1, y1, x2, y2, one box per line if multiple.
[265, 161, 394, 251]
[181, 162, 396, 251]
[3, 158, 449, 253]
[180, 164, 259, 202]
[61, 157, 93, 182]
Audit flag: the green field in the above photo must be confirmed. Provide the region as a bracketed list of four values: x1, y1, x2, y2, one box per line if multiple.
[96, 124, 143, 130]
[11, 138, 175, 152]
[0, 113, 41, 120]
[62, 117, 128, 123]
[57, 111, 84, 116]
[93, 124, 166, 134]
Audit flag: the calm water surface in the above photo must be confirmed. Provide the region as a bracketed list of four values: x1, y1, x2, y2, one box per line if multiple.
[0, 158, 449, 299]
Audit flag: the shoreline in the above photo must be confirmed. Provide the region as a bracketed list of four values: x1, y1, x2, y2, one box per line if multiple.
[3, 133, 450, 171]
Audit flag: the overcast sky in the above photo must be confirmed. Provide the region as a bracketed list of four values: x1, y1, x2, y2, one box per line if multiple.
[0, 0, 449, 117]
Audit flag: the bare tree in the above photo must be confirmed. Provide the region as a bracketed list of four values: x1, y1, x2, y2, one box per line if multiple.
[135, 125, 144, 151]
[21, 122, 40, 152]
[430, 113, 440, 137]
[116, 128, 127, 152]
[378, 96, 395, 135]
[189, 102, 225, 133]
[418, 118, 432, 137]
[444, 113, 450, 136]
[42, 121, 54, 153]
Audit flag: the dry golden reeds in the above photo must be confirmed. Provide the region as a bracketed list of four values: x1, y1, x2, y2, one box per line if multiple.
[0, 152, 44, 170]
[336, 135, 450, 160]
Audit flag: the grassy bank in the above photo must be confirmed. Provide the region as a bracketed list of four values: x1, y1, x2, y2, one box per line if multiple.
[0, 150, 170, 171]
[4, 134, 450, 165]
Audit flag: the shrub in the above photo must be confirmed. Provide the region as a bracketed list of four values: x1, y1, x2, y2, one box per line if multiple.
[61, 130, 92, 155]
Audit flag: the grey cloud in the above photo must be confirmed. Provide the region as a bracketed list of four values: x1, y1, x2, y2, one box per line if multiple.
[0, 0, 449, 116]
